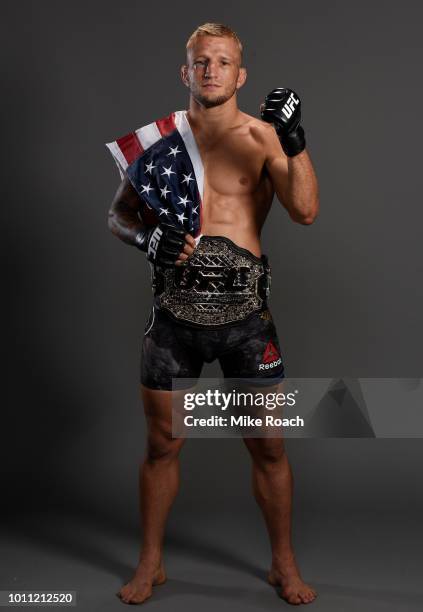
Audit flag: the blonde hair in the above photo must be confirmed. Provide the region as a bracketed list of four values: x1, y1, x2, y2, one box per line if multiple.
[186, 23, 243, 62]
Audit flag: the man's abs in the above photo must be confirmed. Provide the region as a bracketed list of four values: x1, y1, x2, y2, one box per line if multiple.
[193, 114, 275, 257]
[201, 190, 273, 256]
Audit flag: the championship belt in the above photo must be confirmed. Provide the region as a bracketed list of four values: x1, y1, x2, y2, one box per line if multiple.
[152, 236, 271, 327]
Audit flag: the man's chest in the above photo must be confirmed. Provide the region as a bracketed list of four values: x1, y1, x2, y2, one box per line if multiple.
[195, 131, 267, 197]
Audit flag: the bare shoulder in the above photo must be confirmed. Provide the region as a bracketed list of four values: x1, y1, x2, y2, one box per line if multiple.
[238, 111, 276, 145]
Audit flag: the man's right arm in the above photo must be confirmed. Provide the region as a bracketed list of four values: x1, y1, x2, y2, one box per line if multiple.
[107, 176, 196, 265]
[108, 175, 146, 247]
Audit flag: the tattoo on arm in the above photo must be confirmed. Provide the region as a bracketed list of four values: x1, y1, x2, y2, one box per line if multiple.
[108, 176, 146, 246]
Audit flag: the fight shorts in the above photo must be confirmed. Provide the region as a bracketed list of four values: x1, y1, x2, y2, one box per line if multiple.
[140, 235, 285, 390]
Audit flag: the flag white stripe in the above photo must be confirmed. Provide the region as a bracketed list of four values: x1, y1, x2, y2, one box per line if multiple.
[105, 141, 128, 178]
[136, 123, 162, 150]
[175, 110, 204, 202]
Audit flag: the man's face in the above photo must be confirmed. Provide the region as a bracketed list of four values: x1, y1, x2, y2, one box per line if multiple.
[181, 35, 246, 108]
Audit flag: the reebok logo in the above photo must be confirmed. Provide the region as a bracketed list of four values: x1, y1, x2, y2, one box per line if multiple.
[258, 341, 282, 371]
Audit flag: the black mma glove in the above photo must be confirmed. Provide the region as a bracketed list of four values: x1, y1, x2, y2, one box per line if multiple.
[260, 87, 306, 157]
[135, 222, 186, 267]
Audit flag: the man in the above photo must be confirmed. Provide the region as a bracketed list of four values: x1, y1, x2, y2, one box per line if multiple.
[107, 23, 319, 605]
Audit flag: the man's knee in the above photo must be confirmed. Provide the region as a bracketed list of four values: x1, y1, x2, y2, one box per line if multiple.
[245, 438, 286, 466]
[145, 429, 184, 463]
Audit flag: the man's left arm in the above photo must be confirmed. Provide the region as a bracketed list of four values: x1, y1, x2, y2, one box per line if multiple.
[259, 87, 319, 224]
[265, 134, 319, 224]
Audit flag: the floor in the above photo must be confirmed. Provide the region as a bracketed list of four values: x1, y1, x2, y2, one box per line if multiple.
[1, 510, 422, 611]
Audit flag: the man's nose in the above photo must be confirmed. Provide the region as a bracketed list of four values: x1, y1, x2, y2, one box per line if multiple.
[204, 61, 217, 78]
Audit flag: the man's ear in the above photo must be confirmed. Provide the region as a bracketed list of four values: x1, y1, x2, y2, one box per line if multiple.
[181, 65, 189, 87]
[236, 67, 247, 90]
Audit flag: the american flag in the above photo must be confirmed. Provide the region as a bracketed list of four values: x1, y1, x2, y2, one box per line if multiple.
[106, 110, 203, 237]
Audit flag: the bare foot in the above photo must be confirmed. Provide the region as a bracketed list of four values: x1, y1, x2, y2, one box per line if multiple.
[117, 561, 166, 604]
[268, 555, 317, 605]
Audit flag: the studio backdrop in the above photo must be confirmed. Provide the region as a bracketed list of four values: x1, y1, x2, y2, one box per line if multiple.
[2, 1, 423, 610]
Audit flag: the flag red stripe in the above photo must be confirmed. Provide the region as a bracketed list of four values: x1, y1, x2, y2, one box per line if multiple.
[116, 133, 144, 165]
[156, 112, 176, 136]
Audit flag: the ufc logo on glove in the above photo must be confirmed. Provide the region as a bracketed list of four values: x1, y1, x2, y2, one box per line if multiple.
[282, 93, 300, 119]
[147, 226, 163, 260]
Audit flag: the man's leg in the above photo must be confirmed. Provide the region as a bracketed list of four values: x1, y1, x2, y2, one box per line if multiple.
[118, 385, 185, 604]
[243, 436, 317, 605]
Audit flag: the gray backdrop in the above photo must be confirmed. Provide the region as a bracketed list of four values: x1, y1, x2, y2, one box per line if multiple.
[2, 1, 423, 610]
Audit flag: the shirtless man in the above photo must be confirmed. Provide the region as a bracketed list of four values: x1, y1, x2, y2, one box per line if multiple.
[107, 23, 319, 605]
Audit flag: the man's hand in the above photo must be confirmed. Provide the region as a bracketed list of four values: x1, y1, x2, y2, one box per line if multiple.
[260, 87, 306, 157]
[175, 232, 196, 266]
[136, 222, 195, 267]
